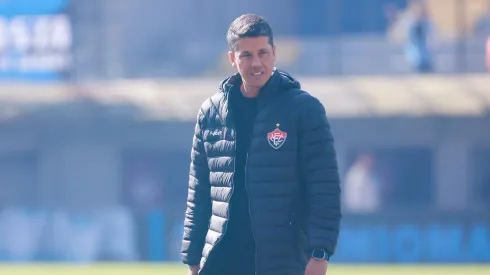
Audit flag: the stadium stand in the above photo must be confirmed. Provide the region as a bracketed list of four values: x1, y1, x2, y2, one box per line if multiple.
[425, 0, 489, 38]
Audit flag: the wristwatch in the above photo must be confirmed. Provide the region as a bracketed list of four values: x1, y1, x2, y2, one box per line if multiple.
[311, 249, 330, 261]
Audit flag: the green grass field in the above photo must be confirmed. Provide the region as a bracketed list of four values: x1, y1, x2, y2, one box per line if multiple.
[0, 264, 489, 275]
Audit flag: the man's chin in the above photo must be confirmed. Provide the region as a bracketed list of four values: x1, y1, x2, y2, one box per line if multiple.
[243, 79, 268, 89]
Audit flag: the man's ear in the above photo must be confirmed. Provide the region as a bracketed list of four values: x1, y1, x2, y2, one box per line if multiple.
[272, 45, 276, 57]
[228, 51, 236, 68]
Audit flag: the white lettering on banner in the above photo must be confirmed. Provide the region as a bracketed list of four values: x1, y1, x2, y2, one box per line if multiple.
[0, 14, 72, 73]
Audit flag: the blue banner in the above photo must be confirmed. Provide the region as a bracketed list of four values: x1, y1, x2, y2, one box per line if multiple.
[0, 0, 71, 81]
[333, 223, 490, 263]
[146, 210, 490, 263]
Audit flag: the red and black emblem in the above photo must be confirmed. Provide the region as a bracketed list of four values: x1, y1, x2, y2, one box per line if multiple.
[267, 123, 287, 150]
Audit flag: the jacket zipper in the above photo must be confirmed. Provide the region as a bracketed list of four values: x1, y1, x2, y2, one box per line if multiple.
[203, 88, 258, 274]
[245, 152, 258, 274]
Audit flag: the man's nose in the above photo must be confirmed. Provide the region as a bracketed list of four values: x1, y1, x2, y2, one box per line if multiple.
[252, 55, 261, 68]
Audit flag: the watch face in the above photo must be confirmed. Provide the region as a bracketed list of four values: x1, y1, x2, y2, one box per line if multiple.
[312, 249, 325, 259]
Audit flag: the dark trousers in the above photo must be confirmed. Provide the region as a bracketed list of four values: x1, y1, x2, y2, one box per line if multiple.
[201, 234, 256, 275]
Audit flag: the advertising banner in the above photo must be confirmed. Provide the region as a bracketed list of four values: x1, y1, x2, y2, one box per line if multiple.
[0, 0, 72, 81]
[334, 223, 490, 263]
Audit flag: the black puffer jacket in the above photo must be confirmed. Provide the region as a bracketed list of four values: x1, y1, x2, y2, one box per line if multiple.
[181, 69, 341, 275]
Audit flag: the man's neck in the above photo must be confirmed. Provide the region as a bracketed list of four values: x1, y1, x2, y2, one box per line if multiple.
[240, 83, 259, 98]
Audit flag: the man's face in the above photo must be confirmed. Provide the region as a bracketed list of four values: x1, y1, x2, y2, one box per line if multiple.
[229, 36, 276, 89]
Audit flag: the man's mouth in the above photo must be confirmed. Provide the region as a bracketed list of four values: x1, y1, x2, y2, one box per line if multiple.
[251, 72, 263, 76]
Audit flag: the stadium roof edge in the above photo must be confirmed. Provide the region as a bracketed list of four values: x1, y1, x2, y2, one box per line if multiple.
[0, 74, 488, 121]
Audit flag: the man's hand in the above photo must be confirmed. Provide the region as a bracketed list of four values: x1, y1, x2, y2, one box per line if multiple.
[305, 258, 328, 275]
[188, 265, 200, 275]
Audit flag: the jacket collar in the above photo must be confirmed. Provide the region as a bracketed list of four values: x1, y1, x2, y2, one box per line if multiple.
[222, 68, 281, 105]
[218, 68, 292, 126]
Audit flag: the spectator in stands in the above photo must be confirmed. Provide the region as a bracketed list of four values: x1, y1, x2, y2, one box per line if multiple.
[403, 0, 436, 73]
[386, 0, 437, 73]
[343, 154, 381, 214]
[487, 36, 490, 71]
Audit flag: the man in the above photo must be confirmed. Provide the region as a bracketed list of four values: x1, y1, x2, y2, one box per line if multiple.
[402, 0, 435, 73]
[486, 36, 490, 72]
[181, 14, 341, 275]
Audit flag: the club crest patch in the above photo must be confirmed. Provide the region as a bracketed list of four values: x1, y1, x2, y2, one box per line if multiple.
[267, 123, 287, 150]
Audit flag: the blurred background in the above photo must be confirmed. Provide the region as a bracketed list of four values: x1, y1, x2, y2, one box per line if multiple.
[0, 0, 489, 270]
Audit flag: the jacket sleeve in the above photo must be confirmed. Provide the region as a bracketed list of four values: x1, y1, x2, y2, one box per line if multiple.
[298, 95, 342, 258]
[181, 108, 212, 265]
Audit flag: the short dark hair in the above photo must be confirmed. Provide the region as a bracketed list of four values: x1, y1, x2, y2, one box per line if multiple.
[226, 14, 274, 51]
